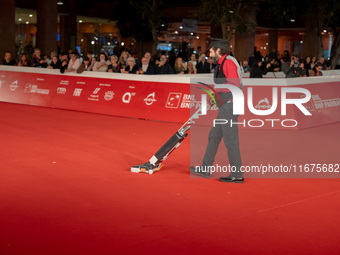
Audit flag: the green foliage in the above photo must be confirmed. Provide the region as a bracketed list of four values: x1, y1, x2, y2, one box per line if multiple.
[110, 0, 152, 42]
[194, 0, 259, 38]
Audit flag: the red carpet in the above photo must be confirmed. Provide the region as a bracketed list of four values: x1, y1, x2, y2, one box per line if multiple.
[0, 102, 339, 255]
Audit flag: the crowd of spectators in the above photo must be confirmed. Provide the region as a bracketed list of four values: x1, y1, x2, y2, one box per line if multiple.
[246, 47, 340, 78]
[2, 45, 340, 79]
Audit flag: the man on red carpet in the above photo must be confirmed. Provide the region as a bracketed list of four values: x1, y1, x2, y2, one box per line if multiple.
[190, 38, 244, 183]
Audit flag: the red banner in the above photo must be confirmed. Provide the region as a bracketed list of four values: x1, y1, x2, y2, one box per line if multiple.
[1, 68, 340, 130]
[0, 70, 191, 123]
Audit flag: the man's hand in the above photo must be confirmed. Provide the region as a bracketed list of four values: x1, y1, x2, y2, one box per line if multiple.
[47, 66, 53, 69]
[62, 61, 68, 66]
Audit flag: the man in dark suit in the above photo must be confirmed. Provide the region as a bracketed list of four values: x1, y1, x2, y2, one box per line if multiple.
[196, 53, 211, 73]
[136, 57, 154, 75]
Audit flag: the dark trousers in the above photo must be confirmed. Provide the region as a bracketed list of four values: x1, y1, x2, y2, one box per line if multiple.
[203, 102, 243, 177]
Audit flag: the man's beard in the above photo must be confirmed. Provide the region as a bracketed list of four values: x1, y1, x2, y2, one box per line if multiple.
[211, 55, 219, 65]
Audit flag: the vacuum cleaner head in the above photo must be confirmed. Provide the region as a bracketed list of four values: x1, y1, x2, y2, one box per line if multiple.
[131, 162, 162, 174]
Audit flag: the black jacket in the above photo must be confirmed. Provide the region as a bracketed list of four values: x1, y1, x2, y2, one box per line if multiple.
[196, 60, 211, 73]
[250, 66, 269, 78]
[154, 63, 174, 74]
[138, 64, 154, 74]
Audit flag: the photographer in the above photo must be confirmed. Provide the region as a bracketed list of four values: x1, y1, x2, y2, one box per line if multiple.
[283, 52, 306, 78]
[250, 59, 270, 78]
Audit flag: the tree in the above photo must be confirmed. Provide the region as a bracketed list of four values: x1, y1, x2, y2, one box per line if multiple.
[131, 0, 164, 56]
[111, 0, 153, 60]
[193, 0, 259, 49]
[266, 0, 340, 67]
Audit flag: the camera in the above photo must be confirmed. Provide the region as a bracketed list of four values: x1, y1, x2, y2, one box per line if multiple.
[293, 60, 299, 68]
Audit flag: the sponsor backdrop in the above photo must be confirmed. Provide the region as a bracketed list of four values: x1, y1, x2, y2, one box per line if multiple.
[1, 69, 340, 129]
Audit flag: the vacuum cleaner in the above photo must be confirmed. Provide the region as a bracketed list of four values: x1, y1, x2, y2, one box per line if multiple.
[130, 107, 202, 174]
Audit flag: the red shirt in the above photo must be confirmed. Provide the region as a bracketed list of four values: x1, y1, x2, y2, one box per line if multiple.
[215, 54, 241, 94]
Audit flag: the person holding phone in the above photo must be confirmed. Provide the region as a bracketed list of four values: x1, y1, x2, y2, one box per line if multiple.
[154, 55, 174, 74]
[196, 53, 211, 73]
[93, 53, 110, 72]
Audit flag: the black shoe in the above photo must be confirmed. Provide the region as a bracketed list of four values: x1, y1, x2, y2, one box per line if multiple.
[219, 175, 244, 183]
[189, 166, 210, 178]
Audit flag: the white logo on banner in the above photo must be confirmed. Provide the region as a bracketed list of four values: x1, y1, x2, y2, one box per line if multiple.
[24, 84, 32, 93]
[144, 92, 157, 106]
[10, 80, 18, 91]
[255, 98, 272, 110]
[24, 84, 49, 95]
[165, 92, 182, 108]
[73, 88, 82, 97]
[311, 94, 340, 110]
[88, 88, 101, 101]
[57, 87, 67, 94]
[122, 92, 136, 104]
[104, 91, 114, 101]
[60, 80, 69, 85]
[93, 88, 100, 94]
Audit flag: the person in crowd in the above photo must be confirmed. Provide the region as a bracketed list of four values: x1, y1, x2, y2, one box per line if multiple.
[304, 56, 311, 77]
[283, 50, 290, 60]
[16, 53, 31, 67]
[168, 51, 177, 68]
[174, 57, 187, 74]
[76, 57, 91, 73]
[317, 57, 331, 70]
[67, 49, 73, 60]
[64, 52, 81, 73]
[195, 46, 202, 59]
[32, 48, 47, 68]
[310, 56, 316, 69]
[309, 63, 323, 76]
[2, 52, 16, 65]
[136, 57, 154, 74]
[282, 52, 305, 78]
[87, 51, 94, 60]
[196, 53, 211, 73]
[240, 60, 251, 73]
[299, 60, 307, 77]
[93, 53, 110, 72]
[107, 55, 120, 73]
[46, 51, 57, 66]
[88, 57, 96, 71]
[119, 50, 130, 67]
[248, 53, 255, 68]
[144, 52, 154, 67]
[187, 61, 197, 74]
[268, 49, 276, 58]
[186, 53, 197, 72]
[254, 46, 262, 59]
[60, 52, 70, 73]
[250, 59, 271, 78]
[154, 55, 174, 74]
[121, 57, 138, 74]
[267, 57, 280, 72]
[47, 55, 61, 69]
